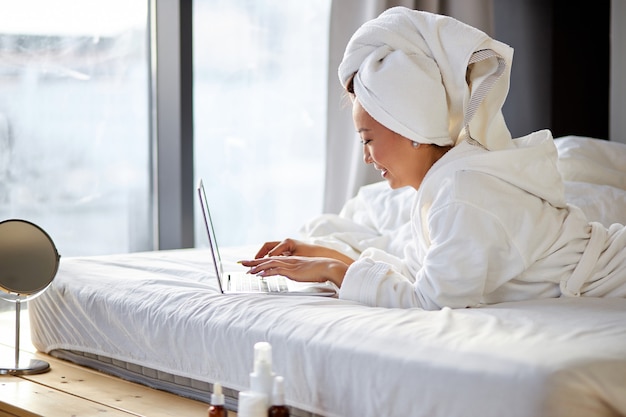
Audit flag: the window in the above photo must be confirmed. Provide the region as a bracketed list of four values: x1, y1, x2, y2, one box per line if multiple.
[192, 0, 330, 246]
[0, 0, 330, 256]
[0, 0, 150, 256]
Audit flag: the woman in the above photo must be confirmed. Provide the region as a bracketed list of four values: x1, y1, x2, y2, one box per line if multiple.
[240, 7, 626, 310]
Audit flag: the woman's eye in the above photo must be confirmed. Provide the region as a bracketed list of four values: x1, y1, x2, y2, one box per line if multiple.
[361, 139, 372, 146]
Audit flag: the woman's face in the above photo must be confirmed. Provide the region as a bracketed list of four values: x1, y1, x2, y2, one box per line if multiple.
[352, 99, 441, 190]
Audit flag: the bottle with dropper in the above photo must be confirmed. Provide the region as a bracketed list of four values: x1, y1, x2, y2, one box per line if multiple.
[208, 382, 226, 417]
[268, 375, 290, 417]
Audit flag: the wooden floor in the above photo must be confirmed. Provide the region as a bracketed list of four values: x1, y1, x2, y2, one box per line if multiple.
[0, 306, 236, 417]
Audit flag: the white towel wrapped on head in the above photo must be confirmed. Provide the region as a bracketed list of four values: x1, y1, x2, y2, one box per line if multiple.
[338, 7, 515, 151]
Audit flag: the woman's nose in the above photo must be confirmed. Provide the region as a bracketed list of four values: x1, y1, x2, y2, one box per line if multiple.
[363, 148, 373, 164]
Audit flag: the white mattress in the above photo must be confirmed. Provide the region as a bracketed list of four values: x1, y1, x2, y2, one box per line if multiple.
[29, 246, 626, 417]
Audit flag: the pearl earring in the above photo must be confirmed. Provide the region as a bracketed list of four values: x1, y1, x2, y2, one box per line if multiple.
[412, 141, 419, 148]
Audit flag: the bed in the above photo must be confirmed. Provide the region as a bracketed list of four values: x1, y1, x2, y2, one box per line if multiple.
[28, 136, 626, 417]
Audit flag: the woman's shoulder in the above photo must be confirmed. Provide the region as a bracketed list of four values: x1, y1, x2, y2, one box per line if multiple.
[423, 130, 564, 204]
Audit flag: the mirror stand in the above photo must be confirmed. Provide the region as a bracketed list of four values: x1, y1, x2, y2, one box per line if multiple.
[0, 299, 50, 375]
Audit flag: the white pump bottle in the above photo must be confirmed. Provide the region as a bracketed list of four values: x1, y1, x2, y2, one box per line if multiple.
[249, 342, 275, 407]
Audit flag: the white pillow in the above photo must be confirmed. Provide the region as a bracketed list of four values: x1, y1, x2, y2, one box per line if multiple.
[565, 181, 626, 226]
[554, 136, 626, 190]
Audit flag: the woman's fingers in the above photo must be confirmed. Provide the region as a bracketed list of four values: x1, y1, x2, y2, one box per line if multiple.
[240, 257, 291, 275]
[240, 257, 313, 280]
[239, 256, 348, 287]
[254, 239, 298, 258]
[254, 241, 282, 258]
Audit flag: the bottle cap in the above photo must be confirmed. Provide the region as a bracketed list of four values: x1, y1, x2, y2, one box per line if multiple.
[272, 375, 285, 405]
[211, 382, 225, 406]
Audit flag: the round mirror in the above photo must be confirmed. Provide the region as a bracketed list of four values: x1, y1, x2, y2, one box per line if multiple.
[0, 219, 60, 302]
[0, 219, 60, 376]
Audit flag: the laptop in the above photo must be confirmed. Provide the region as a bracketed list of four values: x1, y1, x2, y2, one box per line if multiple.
[197, 179, 337, 296]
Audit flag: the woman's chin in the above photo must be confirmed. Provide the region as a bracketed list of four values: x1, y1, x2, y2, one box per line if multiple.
[385, 177, 412, 190]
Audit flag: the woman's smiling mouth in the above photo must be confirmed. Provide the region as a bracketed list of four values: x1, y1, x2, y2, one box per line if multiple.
[374, 164, 388, 178]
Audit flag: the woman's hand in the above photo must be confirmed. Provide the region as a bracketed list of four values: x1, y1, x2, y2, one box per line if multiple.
[239, 256, 348, 288]
[254, 238, 354, 265]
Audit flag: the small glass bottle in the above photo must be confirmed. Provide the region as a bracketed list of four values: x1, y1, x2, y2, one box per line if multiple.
[268, 376, 289, 417]
[208, 382, 226, 417]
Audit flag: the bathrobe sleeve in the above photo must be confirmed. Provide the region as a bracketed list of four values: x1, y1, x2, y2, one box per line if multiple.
[339, 201, 526, 310]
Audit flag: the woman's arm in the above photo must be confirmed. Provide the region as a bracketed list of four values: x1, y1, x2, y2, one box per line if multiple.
[254, 238, 355, 265]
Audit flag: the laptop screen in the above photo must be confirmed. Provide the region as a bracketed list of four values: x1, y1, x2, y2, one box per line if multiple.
[197, 179, 226, 293]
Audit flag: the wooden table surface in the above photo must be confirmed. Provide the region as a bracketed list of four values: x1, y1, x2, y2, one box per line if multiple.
[0, 306, 237, 417]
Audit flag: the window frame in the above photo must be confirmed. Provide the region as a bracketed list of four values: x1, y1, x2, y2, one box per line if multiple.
[151, 0, 195, 250]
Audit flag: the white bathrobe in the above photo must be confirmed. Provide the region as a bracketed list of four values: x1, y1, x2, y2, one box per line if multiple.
[339, 130, 626, 310]
[335, 7, 626, 309]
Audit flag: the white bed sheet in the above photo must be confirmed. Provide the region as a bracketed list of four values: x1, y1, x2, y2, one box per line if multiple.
[29, 247, 626, 417]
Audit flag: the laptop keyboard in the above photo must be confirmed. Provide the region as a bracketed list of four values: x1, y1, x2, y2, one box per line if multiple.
[233, 275, 289, 293]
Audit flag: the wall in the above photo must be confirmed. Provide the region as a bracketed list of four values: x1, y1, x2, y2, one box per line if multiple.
[493, 1, 552, 139]
[611, 0, 626, 144]
[493, 0, 612, 141]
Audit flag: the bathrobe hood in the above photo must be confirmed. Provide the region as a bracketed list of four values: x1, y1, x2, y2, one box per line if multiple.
[442, 130, 568, 208]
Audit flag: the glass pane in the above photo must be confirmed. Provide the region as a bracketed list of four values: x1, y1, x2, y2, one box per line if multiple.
[193, 0, 330, 247]
[0, 0, 151, 256]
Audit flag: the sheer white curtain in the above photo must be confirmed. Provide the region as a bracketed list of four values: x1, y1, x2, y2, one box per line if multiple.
[323, 0, 494, 213]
